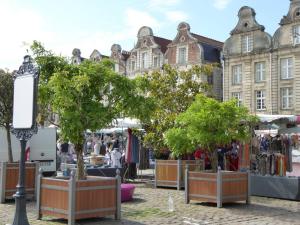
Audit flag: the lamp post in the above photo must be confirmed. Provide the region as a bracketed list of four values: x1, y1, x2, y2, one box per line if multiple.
[10, 55, 39, 225]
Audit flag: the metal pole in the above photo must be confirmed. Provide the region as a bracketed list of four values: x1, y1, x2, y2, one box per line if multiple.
[12, 139, 30, 225]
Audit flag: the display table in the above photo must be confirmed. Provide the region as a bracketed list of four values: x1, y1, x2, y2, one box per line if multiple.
[86, 166, 125, 178]
[251, 174, 300, 200]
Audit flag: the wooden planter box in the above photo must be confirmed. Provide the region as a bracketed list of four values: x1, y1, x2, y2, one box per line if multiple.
[0, 162, 39, 203]
[37, 170, 121, 225]
[185, 169, 250, 208]
[155, 159, 204, 190]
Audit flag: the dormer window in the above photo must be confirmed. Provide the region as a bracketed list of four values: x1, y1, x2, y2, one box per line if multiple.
[241, 34, 253, 53]
[178, 47, 187, 64]
[141, 52, 148, 69]
[293, 25, 300, 45]
[131, 61, 135, 71]
[153, 56, 159, 68]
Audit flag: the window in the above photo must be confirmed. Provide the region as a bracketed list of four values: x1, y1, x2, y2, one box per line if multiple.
[153, 56, 159, 68]
[232, 92, 242, 107]
[293, 25, 300, 45]
[114, 63, 119, 73]
[241, 34, 253, 53]
[256, 90, 266, 110]
[232, 65, 242, 84]
[294, 8, 300, 18]
[281, 88, 293, 109]
[280, 58, 293, 79]
[131, 61, 135, 71]
[255, 62, 266, 82]
[178, 47, 187, 64]
[207, 74, 213, 85]
[142, 52, 148, 69]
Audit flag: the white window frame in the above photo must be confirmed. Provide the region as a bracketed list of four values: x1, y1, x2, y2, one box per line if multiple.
[280, 58, 293, 79]
[256, 90, 266, 111]
[293, 25, 300, 45]
[232, 92, 242, 107]
[115, 63, 119, 73]
[232, 65, 242, 85]
[281, 87, 293, 109]
[153, 56, 159, 68]
[141, 52, 148, 69]
[242, 34, 253, 53]
[178, 47, 187, 64]
[255, 62, 266, 82]
[131, 61, 135, 71]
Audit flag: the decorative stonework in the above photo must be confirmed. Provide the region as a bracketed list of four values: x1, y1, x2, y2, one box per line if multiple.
[280, 0, 300, 25]
[230, 6, 265, 35]
[138, 26, 153, 38]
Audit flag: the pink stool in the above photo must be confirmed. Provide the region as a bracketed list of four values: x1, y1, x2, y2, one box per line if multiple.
[121, 184, 135, 202]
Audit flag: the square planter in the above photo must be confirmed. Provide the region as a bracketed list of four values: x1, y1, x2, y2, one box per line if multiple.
[185, 168, 250, 207]
[155, 159, 204, 190]
[0, 161, 39, 203]
[36, 170, 121, 225]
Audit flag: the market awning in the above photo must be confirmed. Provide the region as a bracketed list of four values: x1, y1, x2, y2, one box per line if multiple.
[256, 114, 300, 124]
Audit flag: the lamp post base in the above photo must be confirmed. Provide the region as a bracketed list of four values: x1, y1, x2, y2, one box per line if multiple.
[11, 192, 30, 225]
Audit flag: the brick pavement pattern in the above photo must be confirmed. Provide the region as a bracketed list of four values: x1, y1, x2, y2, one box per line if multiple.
[1, 184, 300, 225]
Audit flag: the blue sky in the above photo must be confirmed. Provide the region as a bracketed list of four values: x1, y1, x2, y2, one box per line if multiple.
[0, 0, 290, 71]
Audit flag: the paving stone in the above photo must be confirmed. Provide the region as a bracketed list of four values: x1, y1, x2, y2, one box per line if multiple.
[1, 184, 300, 224]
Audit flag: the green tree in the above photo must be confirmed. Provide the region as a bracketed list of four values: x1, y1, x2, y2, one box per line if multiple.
[31, 43, 153, 179]
[136, 64, 216, 158]
[165, 94, 258, 170]
[31, 41, 69, 126]
[0, 69, 14, 162]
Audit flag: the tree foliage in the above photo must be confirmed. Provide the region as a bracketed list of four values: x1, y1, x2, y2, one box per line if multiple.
[136, 64, 216, 157]
[31, 42, 153, 179]
[0, 69, 14, 162]
[165, 94, 258, 159]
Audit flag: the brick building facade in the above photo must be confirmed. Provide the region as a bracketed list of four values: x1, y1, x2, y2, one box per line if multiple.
[71, 22, 224, 100]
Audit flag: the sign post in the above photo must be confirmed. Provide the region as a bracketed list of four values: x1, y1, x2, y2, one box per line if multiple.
[10, 55, 39, 225]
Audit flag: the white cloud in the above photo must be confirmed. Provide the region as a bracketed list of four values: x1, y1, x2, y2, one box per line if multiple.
[149, 0, 181, 8]
[0, 4, 161, 70]
[213, 0, 232, 10]
[52, 8, 161, 59]
[124, 8, 160, 34]
[165, 11, 188, 23]
[0, 1, 55, 71]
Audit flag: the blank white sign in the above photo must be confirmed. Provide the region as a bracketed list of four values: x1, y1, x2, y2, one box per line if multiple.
[12, 75, 35, 129]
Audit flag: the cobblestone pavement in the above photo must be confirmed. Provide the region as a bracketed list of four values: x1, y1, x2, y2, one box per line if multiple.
[1, 183, 300, 225]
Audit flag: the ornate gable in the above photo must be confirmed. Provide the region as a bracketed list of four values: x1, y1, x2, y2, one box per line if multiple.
[280, 0, 300, 25]
[230, 6, 265, 35]
[169, 22, 198, 46]
[90, 50, 102, 62]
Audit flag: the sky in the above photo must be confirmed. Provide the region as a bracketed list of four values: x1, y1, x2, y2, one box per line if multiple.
[0, 0, 291, 71]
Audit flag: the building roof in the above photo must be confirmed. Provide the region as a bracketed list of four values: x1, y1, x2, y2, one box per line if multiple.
[153, 36, 172, 54]
[191, 33, 223, 49]
[190, 33, 223, 62]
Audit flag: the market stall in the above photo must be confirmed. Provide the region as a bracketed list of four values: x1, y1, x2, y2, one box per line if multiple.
[250, 114, 300, 200]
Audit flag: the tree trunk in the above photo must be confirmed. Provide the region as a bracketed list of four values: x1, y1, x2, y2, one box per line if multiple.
[6, 126, 13, 163]
[210, 150, 218, 173]
[75, 143, 86, 180]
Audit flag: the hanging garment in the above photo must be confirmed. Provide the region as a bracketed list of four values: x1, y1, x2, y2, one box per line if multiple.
[125, 129, 132, 163]
[131, 134, 140, 164]
[287, 145, 293, 172]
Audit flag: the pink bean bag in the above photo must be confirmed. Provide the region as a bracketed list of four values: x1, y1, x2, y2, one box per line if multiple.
[121, 183, 135, 202]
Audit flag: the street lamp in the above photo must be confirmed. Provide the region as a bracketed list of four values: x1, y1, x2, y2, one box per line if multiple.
[10, 55, 39, 225]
